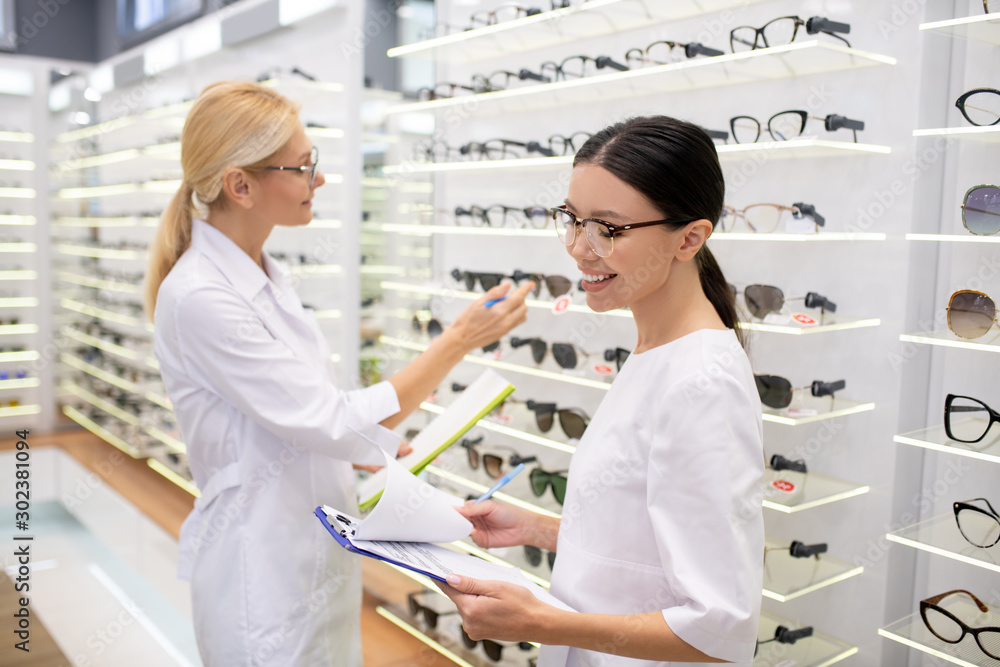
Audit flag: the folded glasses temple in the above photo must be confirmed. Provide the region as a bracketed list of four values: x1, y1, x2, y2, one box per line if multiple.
[704, 128, 730, 142]
[685, 42, 724, 58]
[806, 16, 850, 35]
[525, 141, 556, 157]
[804, 292, 837, 312]
[957, 497, 1000, 516]
[770, 453, 808, 473]
[526, 399, 557, 413]
[595, 56, 629, 72]
[792, 202, 826, 226]
[518, 68, 552, 83]
[789, 540, 827, 558]
[510, 336, 541, 348]
[775, 625, 814, 643]
[923, 589, 989, 611]
[811, 379, 846, 397]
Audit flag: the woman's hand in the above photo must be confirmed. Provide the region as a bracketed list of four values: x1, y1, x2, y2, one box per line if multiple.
[438, 574, 558, 644]
[445, 281, 534, 354]
[353, 440, 413, 473]
[456, 499, 532, 549]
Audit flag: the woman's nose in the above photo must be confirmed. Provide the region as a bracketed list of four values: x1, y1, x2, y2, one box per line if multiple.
[313, 170, 326, 189]
[567, 228, 598, 261]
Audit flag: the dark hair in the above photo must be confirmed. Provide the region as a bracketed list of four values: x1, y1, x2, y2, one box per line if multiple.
[573, 116, 745, 349]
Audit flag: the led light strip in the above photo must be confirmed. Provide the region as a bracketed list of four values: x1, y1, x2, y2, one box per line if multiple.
[763, 564, 863, 602]
[0, 298, 38, 308]
[0, 131, 33, 143]
[0, 405, 41, 418]
[0, 188, 35, 198]
[763, 484, 869, 513]
[899, 333, 1000, 354]
[57, 271, 141, 294]
[711, 232, 886, 242]
[380, 336, 612, 391]
[0, 159, 34, 171]
[906, 233, 1000, 244]
[0, 271, 36, 281]
[761, 401, 875, 426]
[0, 378, 40, 390]
[420, 402, 575, 454]
[0, 243, 37, 253]
[886, 533, 1000, 574]
[892, 434, 1000, 464]
[62, 405, 140, 458]
[0, 215, 35, 225]
[148, 459, 199, 497]
[61, 381, 139, 426]
[59, 298, 151, 331]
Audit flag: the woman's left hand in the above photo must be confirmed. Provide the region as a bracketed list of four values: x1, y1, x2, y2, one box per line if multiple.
[438, 574, 553, 643]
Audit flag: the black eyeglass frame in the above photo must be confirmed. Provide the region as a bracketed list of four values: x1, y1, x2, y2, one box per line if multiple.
[550, 205, 700, 258]
[729, 15, 851, 53]
[945, 394, 1000, 443]
[262, 145, 319, 188]
[953, 498, 1000, 548]
[955, 88, 1000, 127]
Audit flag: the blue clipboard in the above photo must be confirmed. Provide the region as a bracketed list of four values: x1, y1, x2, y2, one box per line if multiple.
[314, 507, 447, 583]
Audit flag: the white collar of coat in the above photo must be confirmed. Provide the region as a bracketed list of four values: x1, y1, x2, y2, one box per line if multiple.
[190, 218, 287, 302]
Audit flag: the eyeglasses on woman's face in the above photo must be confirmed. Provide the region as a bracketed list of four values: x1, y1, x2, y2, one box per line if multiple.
[263, 145, 319, 189]
[551, 205, 700, 258]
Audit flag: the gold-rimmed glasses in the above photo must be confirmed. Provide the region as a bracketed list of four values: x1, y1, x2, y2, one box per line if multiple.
[947, 290, 999, 340]
[720, 202, 825, 233]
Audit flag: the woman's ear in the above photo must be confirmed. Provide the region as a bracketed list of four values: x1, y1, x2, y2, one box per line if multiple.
[676, 219, 714, 262]
[221, 168, 255, 210]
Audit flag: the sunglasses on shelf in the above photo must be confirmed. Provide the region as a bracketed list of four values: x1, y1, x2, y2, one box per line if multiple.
[460, 625, 534, 662]
[944, 394, 1000, 444]
[731, 15, 851, 53]
[754, 625, 814, 657]
[510, 270, 578, 298]
[730, 283, 837, 320]
[460, 436, 537, 478]
[955, 88, 999, 127]
[407, 592, 458, 629]
[730, 110, 865, 144]
[720, 202, 825, 234]
[530, 466, 568, 505]
[510, 337, 625, 371]
[525, 399, 590, 439]
[947, 290, 998, 340]
[453, 204, 549, 229]
[754, 375, 846, 409]
[451, 268, 507, 292]
[961, 185, 1000, 236]
[411, 314, 443, 339]
[523, 545, 557, 570]
[953, 498, 1000, 548]
[920, 590, 1000, 660]
[622, 39, 723, 68]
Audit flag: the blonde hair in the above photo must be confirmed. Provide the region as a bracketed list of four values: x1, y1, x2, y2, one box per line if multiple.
[144, 81, 301, 321]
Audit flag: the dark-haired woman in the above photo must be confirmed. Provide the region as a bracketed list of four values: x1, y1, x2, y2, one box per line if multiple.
[442, 116, 764, 666]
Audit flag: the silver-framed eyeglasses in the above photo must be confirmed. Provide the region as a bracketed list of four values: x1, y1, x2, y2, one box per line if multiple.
[264, 145, 319, 188]
[550, 205, 699, 258]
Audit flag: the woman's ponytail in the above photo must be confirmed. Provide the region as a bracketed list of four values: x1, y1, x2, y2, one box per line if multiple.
[145, 181, 194, 322]
[696, 246, 746, 349]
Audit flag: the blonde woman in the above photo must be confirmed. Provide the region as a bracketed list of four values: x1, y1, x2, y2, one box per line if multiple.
[147, 81, 533, 666]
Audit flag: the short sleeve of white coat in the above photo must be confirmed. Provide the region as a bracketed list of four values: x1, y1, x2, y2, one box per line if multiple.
[648, 371, 763, 663]
[162, 284, 401, 464]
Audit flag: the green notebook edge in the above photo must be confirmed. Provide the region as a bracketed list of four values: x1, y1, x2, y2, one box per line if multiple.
[358, 383, 516, 513]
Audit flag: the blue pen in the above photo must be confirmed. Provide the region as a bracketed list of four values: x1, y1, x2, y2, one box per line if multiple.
[484, 295, 507, 308]
[473, 462, 525, 504]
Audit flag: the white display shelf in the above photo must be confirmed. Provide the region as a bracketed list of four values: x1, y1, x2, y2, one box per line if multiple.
[61, 353, 171, 410]
[57, 271, 141, 294]
[0, 131, 33, 143]
[0, 351, 39, 363]
[305, 126, 345, 140]
[919, 13, 1000, 46]
[56, 180, 182, 199]
[880, 597, 1000, 667]
[0, 159, 35, 171]
[258, 77, 344, 100]
[899, 330, 1000, 353]
[887, 512, 1000, 574]
[0, 187, 35, 198]
[381, 281, 878, 334]
[386, 141, 891, 175]
[287, 264, 342, 277]
[60, 381, 184, 453]
[761, 396, 875, 426]
[56, 143, 181, 170]
[421, 402, 576, 454]
[53, 216, 159, 228]
[0, 325, 38, 335]
[60, 326, 158, 369]
[762, 470, 869, 513]
[763, 538, 863, 602]
[55, 103, 189, 144]
[62, 404, 141, 458]
[0, 378, 39, 390]
[756, 612, 857, 667]
[711, 231, 887, 242]
[0, 298, 37, 308]
[54, 243, 142, 260]
[913, 126, 1000, 143]
[0, 243, 36, 253]
[0, 271, 37, 281]
[380, 335, 613, 390]
[0, 215, 35, 226]
[389, 0, 769, 62]
[388, 42, 895, 116]
[907, 233, 1000, 244]
[894, 423, 1000, 465]
[0, 405, 41, 418]
[380, 223, 553, 238]
[425, 464, 560, 518]
[739, 315, 881, 335]
[147, 458, 199, 496]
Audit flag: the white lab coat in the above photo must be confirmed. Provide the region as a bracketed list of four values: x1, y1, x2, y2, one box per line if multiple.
[538, 329, 764, 667]
[154, 218, 401, 667]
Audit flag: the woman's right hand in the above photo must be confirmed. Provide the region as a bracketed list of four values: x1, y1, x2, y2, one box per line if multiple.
[456, 500, 533, 549]
[445, 281, 534, 353]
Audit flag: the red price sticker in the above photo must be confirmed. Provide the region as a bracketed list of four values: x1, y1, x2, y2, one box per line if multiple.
[593, 364, 613, 376]
[770, 480, 796, 494]
[792, 313, 817, 326]
[552, 295, 571, 315]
